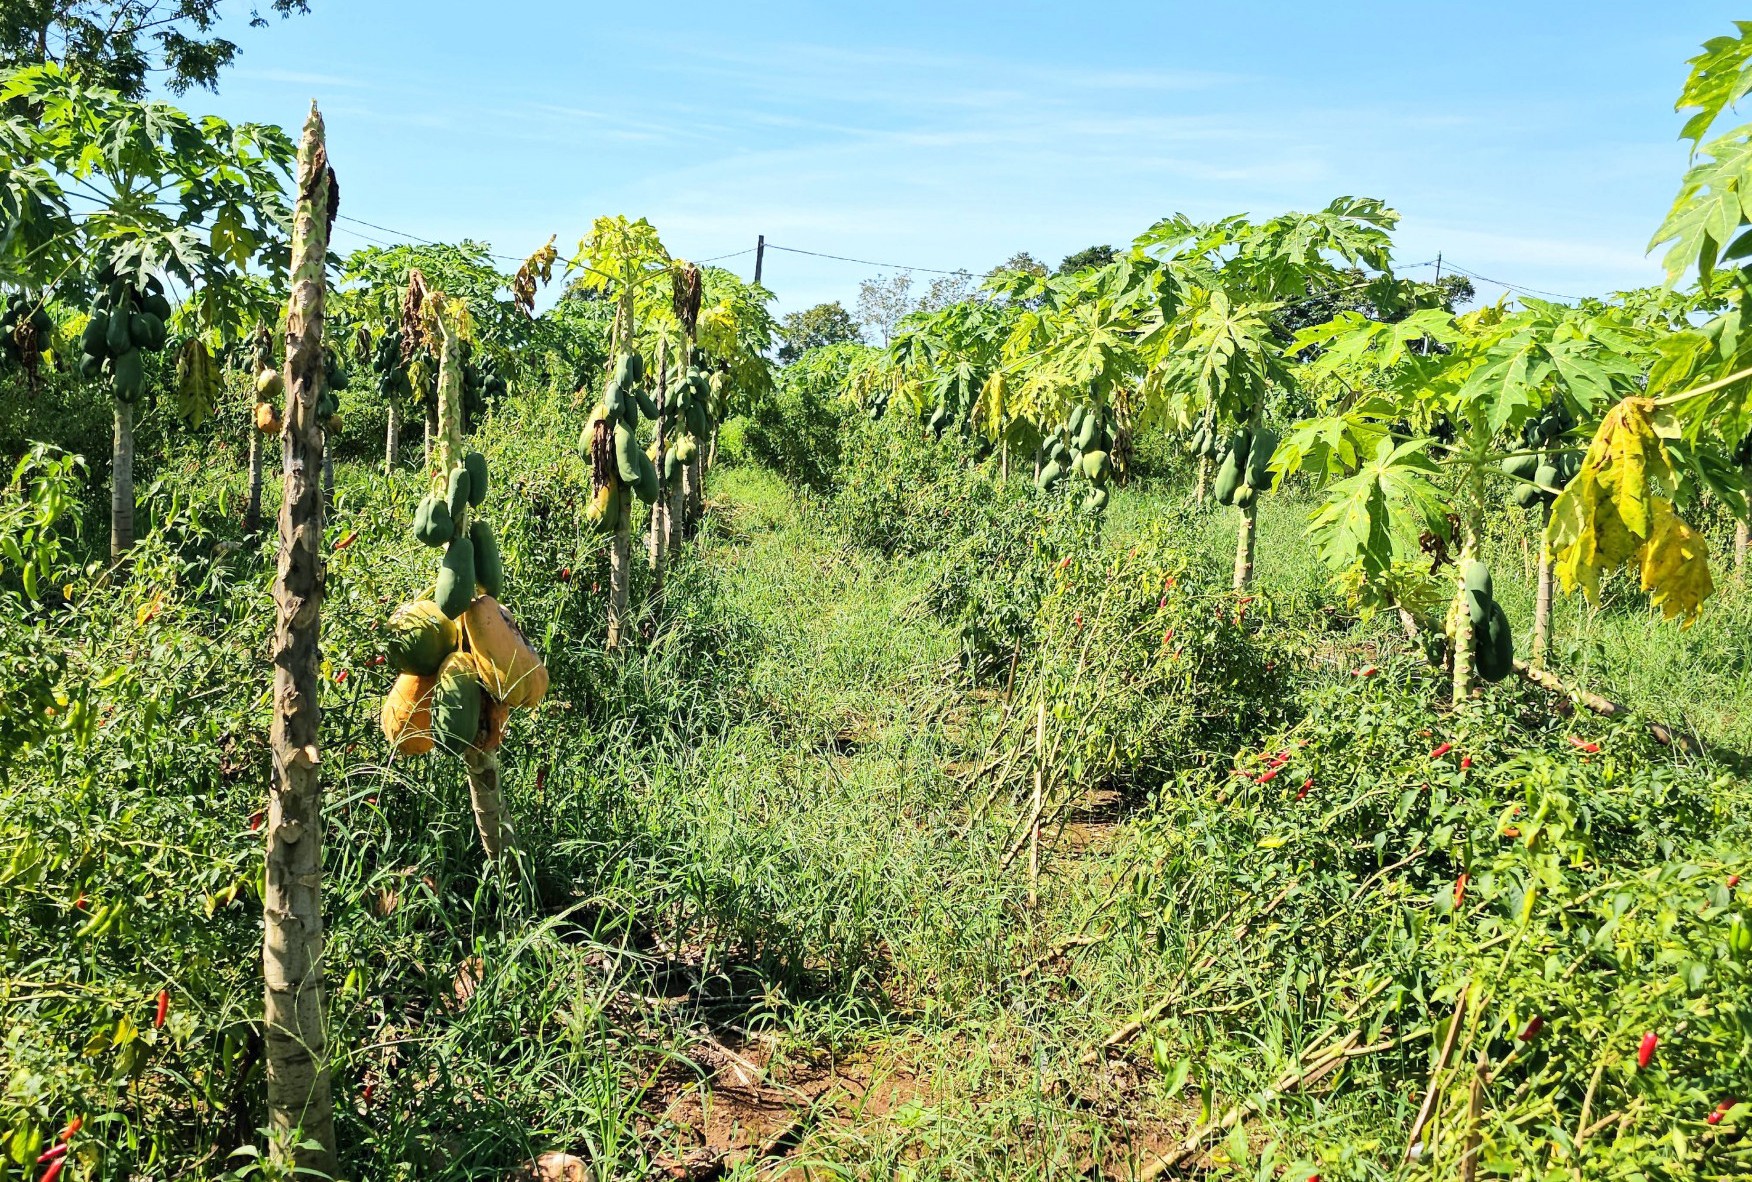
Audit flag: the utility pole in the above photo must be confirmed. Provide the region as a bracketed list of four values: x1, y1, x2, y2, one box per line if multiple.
[1434, 252, 1442, 283]
[754, 234, 765, 285]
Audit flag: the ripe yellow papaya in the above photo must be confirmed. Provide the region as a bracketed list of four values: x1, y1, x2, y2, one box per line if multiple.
[381, 672, 437, 756]
[463, 595, 548, 708]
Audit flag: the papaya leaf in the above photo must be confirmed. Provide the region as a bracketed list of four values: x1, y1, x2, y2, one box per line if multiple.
[1308, 436, 1445, 581]
[1548, 396, 1713, 622]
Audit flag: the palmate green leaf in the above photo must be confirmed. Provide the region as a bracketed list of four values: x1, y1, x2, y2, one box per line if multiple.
[1676, 22, 1752, 147]
[1649, 131, 1752, 288]
[1276, 398, 1398, 481]
[1308, 436, 1446, 580]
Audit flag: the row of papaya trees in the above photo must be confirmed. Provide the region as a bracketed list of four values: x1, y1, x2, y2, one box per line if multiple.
[845, 22, 1752, 710]
[3, 64, 776, 1169]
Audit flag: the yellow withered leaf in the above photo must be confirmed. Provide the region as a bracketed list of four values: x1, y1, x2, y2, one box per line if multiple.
[1641, 498, 1713, 623]
[1548, 396, 1713, 623]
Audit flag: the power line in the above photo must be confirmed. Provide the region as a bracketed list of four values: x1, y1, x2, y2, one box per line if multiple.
[1433, 261, 1584, 303]
[763, 243, 973, 275]
[332, 213, 752, 269]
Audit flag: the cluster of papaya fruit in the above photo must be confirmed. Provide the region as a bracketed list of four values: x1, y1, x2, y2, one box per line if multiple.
[1207, 421, 1278, 509]
[581, 350, 668, 533]
[251, 332, 284, 434]
[1, 292, 53, 374]
[371, 326, 413, 404]
[460, 339, 506, 427]
[1036, 405, 1114, 513]
[318, 347, 348, 435]
[171, 337, 221, 428]
[77, 267, 171, 405]
[926, 399, 953, 439]
[383, 440, 547, 757]
[413, 450, 501, 617]
[1459, 559, 1514, 683]
[1501, 401, 1576, 511]
[380, 593, 548, 758]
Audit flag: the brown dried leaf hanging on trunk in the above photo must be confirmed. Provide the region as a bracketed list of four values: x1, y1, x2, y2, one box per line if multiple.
[399, 268, 432, 368]
[514, 235, 557, 317]
[672, 263, 702, 335]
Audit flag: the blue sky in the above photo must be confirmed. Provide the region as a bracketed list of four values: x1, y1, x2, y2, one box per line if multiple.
[194, 1, 1742, 320]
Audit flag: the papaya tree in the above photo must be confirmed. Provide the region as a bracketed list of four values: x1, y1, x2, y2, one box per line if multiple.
[377, 270, 546, 858]
[1, 64, 293, 558]
[1283, 296, 1661, 700]
[1135, 199, 1399, 589]
[567, 215, 671, 649]
[262, 100, 335, 1175]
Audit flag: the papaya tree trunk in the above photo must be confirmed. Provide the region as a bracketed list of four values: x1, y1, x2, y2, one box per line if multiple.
[1195, 455, 1210, 507]
[686, 450, 703, 537]
[246, 419, 265, 533]
[648, 340, 668, 580]
[1232, 500, 1256, 590]
[110, 399, 134, 562]
[262, 103, 337, 1175]
[462, 747, 513, 855]
[1451, 467, 1486, 706]
[384, 400, 400, 476]
[707, 424, 719, 471]
[607, 491, 631, 648]
[1000, 435, 1009, 483]
[1532, 501, 1555, 670]
[424, 398, 437, 471]
[321, 451, 334, 505]
[1737, 519, 1749, 577]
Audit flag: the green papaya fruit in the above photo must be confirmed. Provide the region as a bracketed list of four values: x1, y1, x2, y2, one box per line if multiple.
[105, 304, 133, 357]
[471, 519, 503, 598]
[614, 350, 644, 386]
[1500, 453, 1539, 481]
[112, 348, 145, 403]
[614, 421, 641, 483]
[436, 536, 476, 618]
[446, 466, 472, 522]
[78, 352, 103, 380]
[1533, 461, 1559, 494]
[1246, 428, 1279, 490]
[1230, 427, 1253, 469]
[430, 653, 483, 754]
[632, 448, 659, 504]
[634, 388, 659, 420]
[1067, 405, 1087, 436]
[1213, 450, 1243, 505]
[80, 313, 107, 355]
[1475, 600, 1514, 683]
[604, 378, 626, 420]
[385, 600, 459, 676]
[129, 311, 165, 351]
[413, 494, 453, 548]
[1513, 484, 1543, 510]
[1461, 559, 1493, 601]
[1074, 414, 1099, 453]
[464, 451, 489, 506]
[1235, 484, 1256, 509]
[1038, 459, 1064, 490]
[1081, 486, 1110, 514]
[143, 291, 172, 322]
[664, 447, 683, 483]
[1082, 450, 1111, 483]
[1189, 426, 1208, 455]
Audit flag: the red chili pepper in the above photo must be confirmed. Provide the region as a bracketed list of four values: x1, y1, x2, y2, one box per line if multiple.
[1517, 1015, 1543, 1041]
[59, 1119, 81, 1143]
[1460, 755, 1472, 770]
[1257, 768, 1280, 784]
[335, 669, 348, 684]
[1730, 875, 1742, 888]
[536, 765, 548, 793]
[1637, 1031, 1658, 1069]
[1566, 736, 1600, 754]
[362, 1082, 374, 1104]
[1502, 826, 1521, 838]
[333, 529, 358, 551]
[36, 1143, 67, 1165]
[1707, 1098, 1734, 1126]
[249, 810, 264, 832]
[1056, 556, 1071, 570]
[1296, 779, 1313, 800]
[1353, 665, 1377, 678]
[1237, 595, 1256, 606]
[1454, 873, 1468, 908]
[559, 567, 571, 583]
[154, 988, 169, 1029]
[591, 581, 600, 593]
[41, 1159, 65, 1182]
[1073, 613, 1083, 628]
[73, 892, 87, 911]
[1429, 743, 1452, 760]
[371, 654, 386, 667]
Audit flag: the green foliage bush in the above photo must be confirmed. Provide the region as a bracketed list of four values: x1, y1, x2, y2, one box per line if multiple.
[740, 342, 866, 493]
